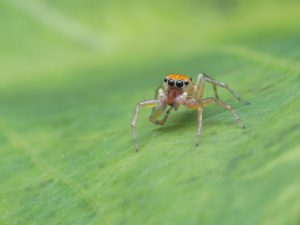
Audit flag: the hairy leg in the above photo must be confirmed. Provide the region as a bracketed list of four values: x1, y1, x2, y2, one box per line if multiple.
[196, 73, 249, 104]
[194, 73, 206, 99]
[177, 97, 205, 146]
[203, 73, 249, 103]
[149, 106, 173, 125]
[194, 74, 219, 100]
[131, 100, 161, 151]
[201, 97, 245, 128]
[212, 83, 219, 100]
[195, 107, 203, 147]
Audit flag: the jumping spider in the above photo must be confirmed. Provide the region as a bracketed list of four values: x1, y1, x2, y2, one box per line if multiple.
[131, 73, 248, 151]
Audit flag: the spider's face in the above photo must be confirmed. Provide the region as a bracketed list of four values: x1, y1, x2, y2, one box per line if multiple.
[163, 74, 192, 90]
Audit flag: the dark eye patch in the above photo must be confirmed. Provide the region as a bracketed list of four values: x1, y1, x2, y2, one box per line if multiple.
[176, 80, 183, 88]
[168, 79, 175, 87]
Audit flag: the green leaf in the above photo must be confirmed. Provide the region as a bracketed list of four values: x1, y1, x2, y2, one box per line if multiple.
[0, 0, 299, 225]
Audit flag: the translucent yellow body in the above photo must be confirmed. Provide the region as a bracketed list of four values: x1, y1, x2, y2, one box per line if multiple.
[131, 73, 248, 151]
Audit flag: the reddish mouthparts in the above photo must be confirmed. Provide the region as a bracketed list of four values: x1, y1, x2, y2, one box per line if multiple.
[167, 88, 183, 105]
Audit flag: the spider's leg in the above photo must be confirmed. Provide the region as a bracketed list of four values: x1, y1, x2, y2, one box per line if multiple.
[199, 73, 249, 104]
[194, 74, 219, 100]
[180, 97, 204, 147]
[194, 73, 206, 100]
[149, 106, 173, 125]
[131, 100, 160, 151]
[149, 88, 170, 125]
[195, 107, 204, 147]
[201, 97, 245, 129]
[212, 83, 219, 100]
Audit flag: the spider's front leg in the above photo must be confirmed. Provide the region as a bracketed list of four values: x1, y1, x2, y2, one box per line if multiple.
[175, 95, 205, 147]
[185, 98, 205, 147]
[149, 106, 173, 125]
[131, 100, 161, 151]
[149, 88, 169, 125]
[131, 89, 168, 151]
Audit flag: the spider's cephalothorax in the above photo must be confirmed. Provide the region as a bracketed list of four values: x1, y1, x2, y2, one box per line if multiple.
[131, 73, 248, 151]
[163, 74, 193, 106]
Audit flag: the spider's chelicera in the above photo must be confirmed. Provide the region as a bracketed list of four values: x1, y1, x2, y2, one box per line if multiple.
[131, 73, 249, 151]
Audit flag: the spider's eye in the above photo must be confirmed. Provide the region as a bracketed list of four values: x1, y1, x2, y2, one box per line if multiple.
[164, 78, 168, 82]
[168, 79, 175, 87]
[176, 80, 183, 88]
[184, 81, 189, 85]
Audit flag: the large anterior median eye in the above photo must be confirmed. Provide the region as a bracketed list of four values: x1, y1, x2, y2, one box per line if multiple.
[168, 79, 175, 87]
[176, 80, 183, 88]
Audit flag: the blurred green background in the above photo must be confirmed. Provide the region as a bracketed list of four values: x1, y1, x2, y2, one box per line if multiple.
[0, 0, 299, 225]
